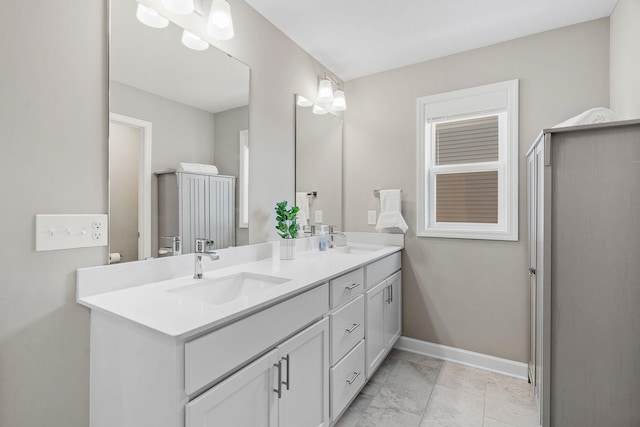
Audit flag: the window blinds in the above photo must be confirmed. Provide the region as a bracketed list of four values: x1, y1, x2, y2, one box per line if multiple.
[435, 171, 499, 224]
[435, 116, 499, 165]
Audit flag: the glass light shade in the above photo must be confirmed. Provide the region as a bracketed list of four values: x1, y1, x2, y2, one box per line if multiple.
[207, 0, 235, 40]
[312, 104, 328, 115]
[162, 0, 194, 15]
[181, 30, 209, 51]
[331, 90, 347, 111]
[136, 4, 169, 28]
[296, 95, 313, 107]
[317, 79, 334, 103]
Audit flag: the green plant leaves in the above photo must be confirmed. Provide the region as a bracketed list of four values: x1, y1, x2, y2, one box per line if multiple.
[274, 200, 300, 239]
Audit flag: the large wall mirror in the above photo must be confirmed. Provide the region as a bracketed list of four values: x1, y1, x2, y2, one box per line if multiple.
[109, 0, 250, 264]
[295, 95, 343, 231]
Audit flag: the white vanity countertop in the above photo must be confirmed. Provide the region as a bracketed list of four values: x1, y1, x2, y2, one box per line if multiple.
[78, 243, 402, 340]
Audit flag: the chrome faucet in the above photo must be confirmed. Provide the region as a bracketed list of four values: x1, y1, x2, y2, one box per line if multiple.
[328, 226, 347, 248]
[194, 238, 219, 279]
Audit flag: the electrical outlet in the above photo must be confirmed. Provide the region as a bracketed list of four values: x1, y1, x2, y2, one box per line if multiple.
[36, 214, 108, 251]
[315, 210, 323, 223]
[368, 211, 377, 225]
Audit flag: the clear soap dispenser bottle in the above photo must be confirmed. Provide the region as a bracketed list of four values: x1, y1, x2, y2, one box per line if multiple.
[318, 225, 328, 251]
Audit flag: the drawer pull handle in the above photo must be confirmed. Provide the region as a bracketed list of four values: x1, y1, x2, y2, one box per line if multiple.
[273, 360, 283, 399]
[346, 371, 361, 385]
[345, 283, 361, 290]
[282, 354, 290, 390]
[345, 323, 361, 333]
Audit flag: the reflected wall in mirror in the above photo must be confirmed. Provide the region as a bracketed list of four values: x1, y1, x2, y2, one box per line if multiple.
[109, 0, 250, 264]
[295, 94, 343, 232]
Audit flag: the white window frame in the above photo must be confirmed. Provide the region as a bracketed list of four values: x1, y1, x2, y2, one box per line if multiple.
[417, 80, 519, 241]
[238, 129, 249, 229]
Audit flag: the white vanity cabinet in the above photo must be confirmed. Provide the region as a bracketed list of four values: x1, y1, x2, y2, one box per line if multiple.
[365, 256, 401, 378]
[187, 318, 329, 427]
[84, 247, 403, 427]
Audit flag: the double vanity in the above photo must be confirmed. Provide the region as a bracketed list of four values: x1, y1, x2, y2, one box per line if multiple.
[77, 233, 403, 427]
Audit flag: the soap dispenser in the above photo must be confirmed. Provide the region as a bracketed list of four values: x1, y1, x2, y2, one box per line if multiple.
[318, 225, 328, 251]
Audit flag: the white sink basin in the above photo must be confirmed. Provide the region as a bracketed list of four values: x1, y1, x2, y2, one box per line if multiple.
[167, 272, 291, 306]
[331, 244, 384, 255]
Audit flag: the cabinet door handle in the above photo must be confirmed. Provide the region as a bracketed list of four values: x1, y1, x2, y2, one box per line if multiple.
[345, 283, 361, 290]
[529, 267, 536, 275]
[273, 360, 282, 399]
[281, 354, 290, 390]
[346, 371, 361, 385]
[345, 323, 361, 333]
[389, 283, 393, 303]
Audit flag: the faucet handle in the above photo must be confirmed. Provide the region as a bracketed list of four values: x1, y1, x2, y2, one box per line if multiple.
[195, 238, 215, 253]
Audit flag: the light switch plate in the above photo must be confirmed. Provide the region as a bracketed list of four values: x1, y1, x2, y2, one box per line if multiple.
[368, 211, 377, 225]
[315, 210, 323, 223]
[36, 214, 108, 251]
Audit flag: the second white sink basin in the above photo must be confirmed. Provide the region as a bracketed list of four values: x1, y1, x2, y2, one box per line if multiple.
[167, 272, 291, 306]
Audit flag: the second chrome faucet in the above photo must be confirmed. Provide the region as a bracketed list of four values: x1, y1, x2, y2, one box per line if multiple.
[194, 238, 219, 279]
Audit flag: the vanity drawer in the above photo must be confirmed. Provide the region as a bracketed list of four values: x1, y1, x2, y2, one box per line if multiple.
[330, 268, 364, 308]
[330, 340, 365, 420]
[330, 295, 364, 365]
[184, 283, 328, 395]
[365, 252, 401, 288]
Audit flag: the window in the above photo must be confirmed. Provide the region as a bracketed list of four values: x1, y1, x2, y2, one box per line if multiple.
[417, 80, 518, 241]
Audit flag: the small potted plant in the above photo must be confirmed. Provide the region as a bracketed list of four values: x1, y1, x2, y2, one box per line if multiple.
[275, 201, 299, 260]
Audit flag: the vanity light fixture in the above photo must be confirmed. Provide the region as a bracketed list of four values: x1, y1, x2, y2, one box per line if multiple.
[162, 0, 195, 15]
[316, 72, 347, 111]
[181, 30, 209, 51]
[312, 104, 328, 115]
[317, 79, 334, 103]
[332, 90, 347, 112]
[207, 0, 235, 40]
[297, 95, 314, 107]
[136, 4, 169, 28]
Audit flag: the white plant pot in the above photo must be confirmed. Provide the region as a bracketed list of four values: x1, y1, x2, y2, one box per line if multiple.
[280, 238, 296, 260]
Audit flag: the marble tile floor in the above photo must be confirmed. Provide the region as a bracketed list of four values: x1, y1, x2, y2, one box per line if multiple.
[334, 349, 540, 427]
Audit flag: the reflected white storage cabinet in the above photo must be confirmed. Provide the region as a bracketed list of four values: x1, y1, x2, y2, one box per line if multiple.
[158, 171, 236, 253]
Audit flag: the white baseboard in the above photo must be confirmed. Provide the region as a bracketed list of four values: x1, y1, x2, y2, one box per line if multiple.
[394, 336, 528, 380]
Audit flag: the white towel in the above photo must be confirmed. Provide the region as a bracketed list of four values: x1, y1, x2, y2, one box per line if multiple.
[553, 107, 616, 128]
[375, 189, 408, 233]
[178, 162, 219, 175]
[296, 192, 310, 226]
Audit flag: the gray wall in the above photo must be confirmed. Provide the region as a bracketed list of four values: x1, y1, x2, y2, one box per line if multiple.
[214, 105, 249, 246]
[343, 19, 610, 362]
[109, 122, 140, 262]
[111, 81, 216, 256]
[0, 1, 335, 426]
[610, 0, 640, 120]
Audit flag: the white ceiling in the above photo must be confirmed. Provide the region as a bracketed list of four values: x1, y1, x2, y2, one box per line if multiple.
[245, 0, 618, 81]
[111, 0, 249, 114]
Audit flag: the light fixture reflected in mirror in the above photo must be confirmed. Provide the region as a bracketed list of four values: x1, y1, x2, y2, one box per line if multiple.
[181, 30, 209, 51]
[297, 95, 314, 107]
[136, 4, 169, 28]
[162, 0, 195, 15]
[312, 104, 328, 115]
[208, 0, 235, 40]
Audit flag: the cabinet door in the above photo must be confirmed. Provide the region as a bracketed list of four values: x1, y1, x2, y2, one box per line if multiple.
[384, 271, 402, 349]
[180, 173, 209, 254]
[526, 150, 537, 386]
[186, 349, 279, 427]
[365, 280, 387, 378]
[278, 318, 330, 427]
